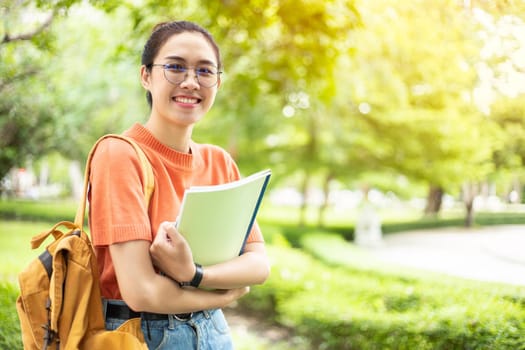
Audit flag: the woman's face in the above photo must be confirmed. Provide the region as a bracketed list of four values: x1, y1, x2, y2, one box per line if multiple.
[141, 31, 220, 128]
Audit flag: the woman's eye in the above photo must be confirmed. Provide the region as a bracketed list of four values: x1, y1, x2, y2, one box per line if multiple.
[196, 67, 214, 76]
[166, 64, 186, 72]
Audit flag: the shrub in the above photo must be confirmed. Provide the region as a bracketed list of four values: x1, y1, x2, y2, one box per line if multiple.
[240, 233, 525, 349]
[0, 199, 77, 223]
[0, 282, 23, 350]
[4, 200, 525, 348]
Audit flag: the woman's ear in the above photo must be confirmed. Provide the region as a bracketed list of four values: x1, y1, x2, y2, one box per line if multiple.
[216, 76, 221, 89]
[140, 65, 151, 89]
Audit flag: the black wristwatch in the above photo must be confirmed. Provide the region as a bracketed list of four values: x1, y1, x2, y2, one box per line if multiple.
[179, 263, 203, 288]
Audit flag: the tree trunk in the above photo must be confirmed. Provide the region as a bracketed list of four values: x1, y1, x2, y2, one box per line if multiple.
[424, 185, 444, 215]
[69, 160, 83, 201]
[317, 172, 334, 228]
[462, 182, 478, 228]
[299, 173, 310, 227]
[465, 200, 475, 227]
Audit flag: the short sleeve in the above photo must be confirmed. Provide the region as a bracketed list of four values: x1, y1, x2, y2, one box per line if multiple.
[88, 138, 152, 246]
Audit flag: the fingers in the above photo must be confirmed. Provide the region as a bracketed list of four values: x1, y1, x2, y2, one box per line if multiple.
[162, 221, 184, 242]
[151, 222, 176, 256]
[227, 286, 250, 305]
[160, 221, 175, 237]
[151, 222, 178, 247]
[150, 221, 195, 282]
[227, 286, 250, 297]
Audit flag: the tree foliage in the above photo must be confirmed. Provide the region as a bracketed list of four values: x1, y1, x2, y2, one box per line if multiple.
[1, 1, 62, 179]
[0, 0, 122, 179]
[1, 0, 525, 219]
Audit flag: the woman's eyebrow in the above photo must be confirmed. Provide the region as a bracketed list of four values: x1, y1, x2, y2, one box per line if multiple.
[163, 55, 217, 66]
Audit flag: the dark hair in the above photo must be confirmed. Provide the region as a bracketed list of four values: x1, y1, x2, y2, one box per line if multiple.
[141, 21, 222, 108]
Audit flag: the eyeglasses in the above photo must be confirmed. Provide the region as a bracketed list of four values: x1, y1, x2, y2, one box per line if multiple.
[150, 63, 222, 88]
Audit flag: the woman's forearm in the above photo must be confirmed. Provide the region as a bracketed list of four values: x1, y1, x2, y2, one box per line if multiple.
[110, 239, 248, 314]
[200, 243, 270, 290]
[129, 273, 249, 314]
[150, 224, 270, 289]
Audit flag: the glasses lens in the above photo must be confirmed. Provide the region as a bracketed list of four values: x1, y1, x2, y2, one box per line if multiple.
[163, 65, 219, 87]
[164, 66, 186, 85]
[196, 68, 218, 87]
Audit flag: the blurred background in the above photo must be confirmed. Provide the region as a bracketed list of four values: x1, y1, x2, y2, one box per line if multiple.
[2, 1, 525, 349]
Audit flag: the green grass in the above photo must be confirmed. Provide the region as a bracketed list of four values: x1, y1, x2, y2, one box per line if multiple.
[0, 221, 50, 284]
[0, 221, 50, 350]
[240, 232, 525, 349]
[4, 198, 525, 240]
[3, 199, 525, 349]
[4, 219, 525, 349]
[0, 282, 22, 350]
[0, 199, 78, 223]
[258, 203, 428, 227]
[0, 219, 295, 350]
[260, 203, 525, 244]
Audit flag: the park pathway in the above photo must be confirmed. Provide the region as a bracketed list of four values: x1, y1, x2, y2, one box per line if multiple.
[363, 224, 525, 286]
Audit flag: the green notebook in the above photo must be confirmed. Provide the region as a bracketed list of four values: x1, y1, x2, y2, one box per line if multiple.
[175, 169, 271, 266]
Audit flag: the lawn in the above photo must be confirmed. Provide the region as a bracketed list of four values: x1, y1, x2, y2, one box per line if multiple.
[0, 220, 293, 350]
[3, 201, 525, 349]
[0, 221, 48, 349]
[0, 221, 47, 284]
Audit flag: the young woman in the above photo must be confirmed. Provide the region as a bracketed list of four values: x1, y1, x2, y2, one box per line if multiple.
[88, 21, 270, 349]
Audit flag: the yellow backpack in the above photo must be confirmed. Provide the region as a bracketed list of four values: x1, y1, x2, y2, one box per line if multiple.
[16, 135, 153, 350]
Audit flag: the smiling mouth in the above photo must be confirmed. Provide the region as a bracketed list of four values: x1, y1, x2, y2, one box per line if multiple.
[173, 96, 201, 104]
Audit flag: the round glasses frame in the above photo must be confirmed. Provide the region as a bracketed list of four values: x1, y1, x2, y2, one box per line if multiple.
[150, 63, 222, 88]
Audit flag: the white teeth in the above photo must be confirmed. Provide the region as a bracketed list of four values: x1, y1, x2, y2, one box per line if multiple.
[175, 97, 198, 104]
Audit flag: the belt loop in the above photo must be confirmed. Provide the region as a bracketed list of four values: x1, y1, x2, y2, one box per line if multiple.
[143, 315, 152, 341]
[168, 314, 175, 329]
[203, 310, 210, 319]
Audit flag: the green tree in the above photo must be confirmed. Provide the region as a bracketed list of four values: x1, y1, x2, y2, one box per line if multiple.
[0, 0, 120, 183]
[488, 97, 525, 201]
[6, 0, 525, 225]
[118, 0, 361, 226]
[208, 1, 361, 225]
[336, 0, 497, 225]
[48, 4, 147, 161]
[0, 1, 60, 181]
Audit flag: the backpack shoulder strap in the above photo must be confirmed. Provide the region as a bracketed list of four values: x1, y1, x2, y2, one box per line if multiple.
[73, 134, 155, 230]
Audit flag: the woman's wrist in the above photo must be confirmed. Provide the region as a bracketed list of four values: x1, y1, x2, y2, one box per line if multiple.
[179, 263, 203, 288]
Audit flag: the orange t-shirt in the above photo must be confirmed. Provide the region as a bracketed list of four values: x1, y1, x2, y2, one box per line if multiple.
[88, 123, 264, 299]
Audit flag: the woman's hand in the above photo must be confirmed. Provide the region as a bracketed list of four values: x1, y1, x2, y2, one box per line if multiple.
[111, 238, 251, 313]
[150, 221, 196, 283]
[220, 286, 250, 305]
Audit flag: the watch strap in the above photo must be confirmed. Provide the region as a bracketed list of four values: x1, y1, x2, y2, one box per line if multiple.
[179, 263, 203, 288]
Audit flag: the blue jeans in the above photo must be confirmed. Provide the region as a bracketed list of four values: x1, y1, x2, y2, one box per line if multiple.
[104, 301, 233, 350]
